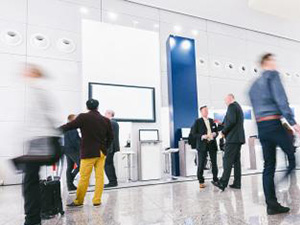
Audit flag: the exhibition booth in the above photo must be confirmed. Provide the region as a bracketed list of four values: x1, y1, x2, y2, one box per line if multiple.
[1, 19, 299, 188]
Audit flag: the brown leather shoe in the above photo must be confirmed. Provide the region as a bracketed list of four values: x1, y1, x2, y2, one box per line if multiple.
[199, 183, 206, 189]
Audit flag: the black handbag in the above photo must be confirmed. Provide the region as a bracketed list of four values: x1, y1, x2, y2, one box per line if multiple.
[12, 136, 63, 171]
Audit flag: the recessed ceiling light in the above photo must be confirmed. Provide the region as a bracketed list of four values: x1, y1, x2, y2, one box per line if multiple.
[181, 40, 192, 50]
[80, 7, 89, 15]
[192, 30, 199, 36]
[169, 37, 176, 48]
[108, 12, 118, 21]
[174, 25, 182, 33]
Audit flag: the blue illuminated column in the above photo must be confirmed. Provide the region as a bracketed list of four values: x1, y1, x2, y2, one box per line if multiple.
[167, 35, 199, 176]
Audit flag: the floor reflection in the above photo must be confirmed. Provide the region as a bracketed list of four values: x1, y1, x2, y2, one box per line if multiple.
[2, 170, 300, 224]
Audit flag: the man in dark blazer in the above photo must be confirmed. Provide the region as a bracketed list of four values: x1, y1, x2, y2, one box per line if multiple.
[104, 110, 120, 188]
[64, 114, 81, 191]
[213, 94, 245, 191]
[60, 99, 113, 207]
[191, 106, 219, 189]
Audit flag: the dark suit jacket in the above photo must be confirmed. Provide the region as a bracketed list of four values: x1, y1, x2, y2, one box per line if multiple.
[60, 110, 114, 159]
[191, 117, 218, 151]
[108, 119, 120, 153]
[64, 129, 81, 154]
[222, 101, 245, 144]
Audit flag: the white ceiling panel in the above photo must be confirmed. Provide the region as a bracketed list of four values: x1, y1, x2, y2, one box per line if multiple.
[125, 0, 300, 41]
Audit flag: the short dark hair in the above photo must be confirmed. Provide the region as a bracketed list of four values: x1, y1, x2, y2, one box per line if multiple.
[86, 99, 99, 110]
[260, 53, 274, 65]
[67, 114, 76, 121]
[200, 105, 207, 111]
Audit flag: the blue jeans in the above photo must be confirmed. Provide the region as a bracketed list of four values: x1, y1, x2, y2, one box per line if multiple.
[257, 120, 296, 205]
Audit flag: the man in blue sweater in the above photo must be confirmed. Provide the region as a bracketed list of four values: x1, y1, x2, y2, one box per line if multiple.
[64, 114, 81, 191]
[249, 53, 300, 215]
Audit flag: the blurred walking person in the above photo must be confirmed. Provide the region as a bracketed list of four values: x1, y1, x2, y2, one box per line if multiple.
[20, 65, 61, 225]
[104, 110, 120, 188]
[64, 114, 81, 191]
[249, 53, 300, 215]
[60, 99, 113, 207]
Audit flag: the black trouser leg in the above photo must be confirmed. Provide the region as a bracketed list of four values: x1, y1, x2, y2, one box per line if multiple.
[233, 146, 242, 186]
[66, 152, 80, 188]
[105, 151, 117, 184]
[197, 150, 207, 184]
[23, 163, 41, 225]
[208, 147, 218, 182]
[66, 154, 75, 188]
[258, 120, 295, 206]
[220, 144, 241, 187]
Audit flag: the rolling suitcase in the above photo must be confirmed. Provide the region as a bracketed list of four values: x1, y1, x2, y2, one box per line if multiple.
[40, 162, 65, 219]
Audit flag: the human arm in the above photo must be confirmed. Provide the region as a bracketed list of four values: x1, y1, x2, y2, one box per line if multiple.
[222, 104, 237, 136]
[270, 71, 296, 126]
[60, 114, 83, 133]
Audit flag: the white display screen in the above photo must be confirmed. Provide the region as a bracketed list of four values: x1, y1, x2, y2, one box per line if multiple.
[139, 129, 159, 141]
[89, 83, 156, 122]
[181, 128, 191, 139]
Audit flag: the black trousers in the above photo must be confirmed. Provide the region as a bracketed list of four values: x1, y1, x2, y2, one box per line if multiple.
[220, 143, 242, 187]
[257, 120, 295, 206]
[197, 143, 218, 183]
[23, 163, 41, 225]
[105, 151, 118, 184]
[65, 152, 80, 189]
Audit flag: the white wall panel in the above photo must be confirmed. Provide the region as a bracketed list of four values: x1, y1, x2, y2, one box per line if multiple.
[207, 33, 247, 59]
[60, 0, 101, 8]
[126, 0, 300, 41]
[0, 0, 27, 24]
[207, 21, 247, 39]
[0, 88, 25, 122]
[159, 11, 206, 32]
[0, 54, 25, 89]
[28, 0, 101, 33]
[0, 20, 26, 55]
[103, 0, 159, 21]
[0, 122, 24, 157]
[27, 25, 80, 61]
[102, 11, 159, 32]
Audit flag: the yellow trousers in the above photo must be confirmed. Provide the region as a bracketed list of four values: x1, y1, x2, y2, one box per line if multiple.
[74, 153, 106, 205]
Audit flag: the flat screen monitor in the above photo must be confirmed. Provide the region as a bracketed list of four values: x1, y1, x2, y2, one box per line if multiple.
[89, 83, 156, 122]
[139, 129, 159, 142]
[181, 128, 190, 139]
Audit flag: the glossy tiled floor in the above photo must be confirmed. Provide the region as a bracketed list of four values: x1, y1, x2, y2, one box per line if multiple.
[1, 171, 300, 225]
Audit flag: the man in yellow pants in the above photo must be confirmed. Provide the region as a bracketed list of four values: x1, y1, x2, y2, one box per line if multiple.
[60, 99, 113, 207]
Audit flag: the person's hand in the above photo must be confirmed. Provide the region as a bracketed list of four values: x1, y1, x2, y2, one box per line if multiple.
[212, 132, 217, 138]
[202, 135, 208, 140]
[220, 132, 225, 138]
[293, 124, 300, 136]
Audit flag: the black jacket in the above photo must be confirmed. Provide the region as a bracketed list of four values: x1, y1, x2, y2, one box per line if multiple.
[64, 129, 81, 154]
[191, 118, 218, 151]
[222, 102, 245, 144]
[60, 110, 114, 159]
[108, 119, 120, 153]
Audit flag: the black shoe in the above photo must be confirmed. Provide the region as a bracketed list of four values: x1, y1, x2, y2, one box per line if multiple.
[229, 184, 241, 189]
[212, 181, 225, 191]
[68, 185, 77, 192]
[104, 183, 118, 188]
[67, 202, 83, 208]
[267, 203, 290, 215]
[93, 203, 102, 207]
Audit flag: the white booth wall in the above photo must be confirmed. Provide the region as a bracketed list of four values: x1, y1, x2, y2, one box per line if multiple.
[82, 20, 161, 181]
[1, 0, 300, 184]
